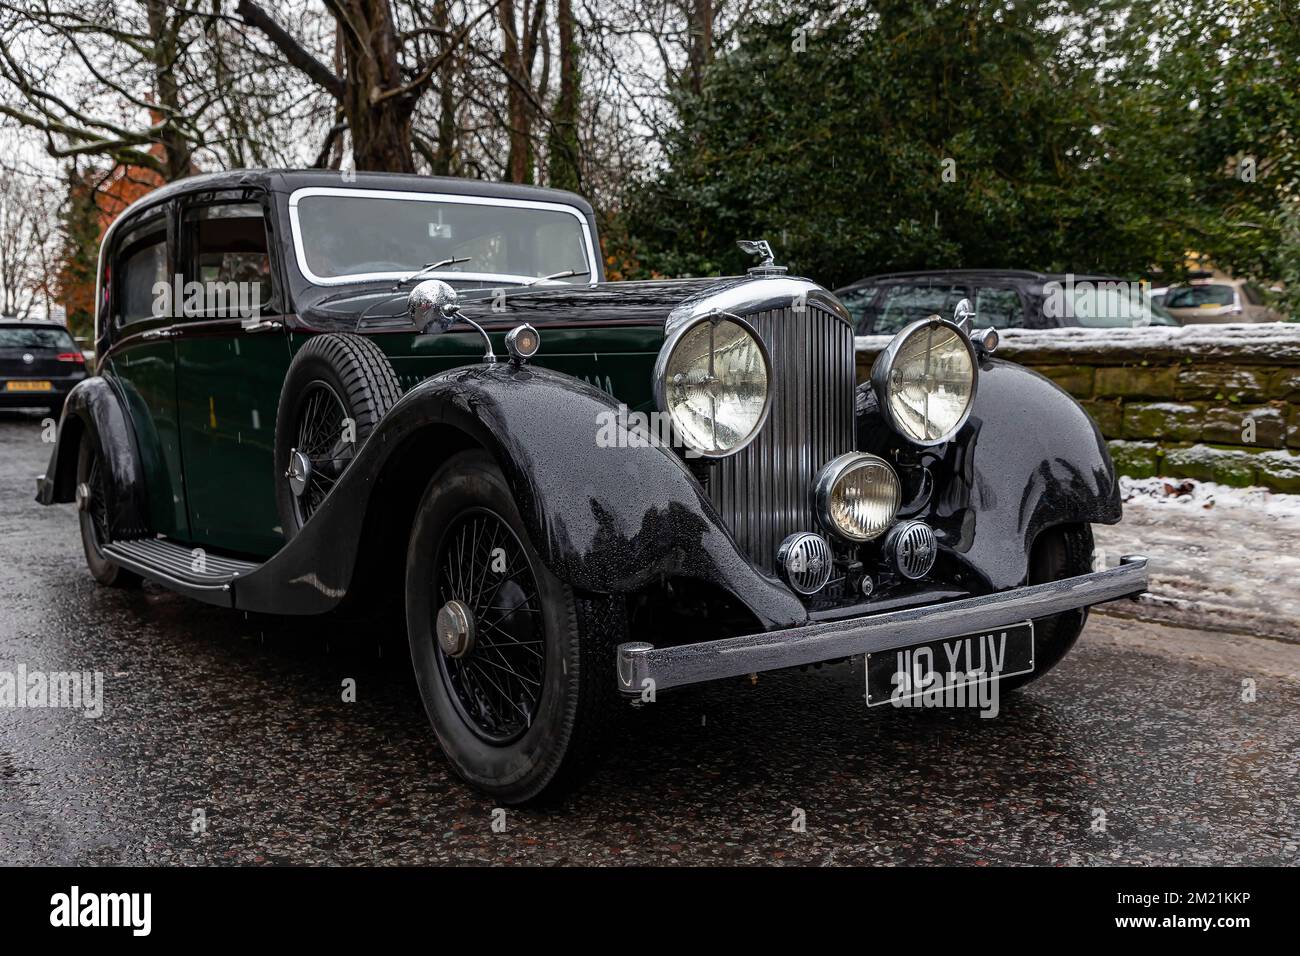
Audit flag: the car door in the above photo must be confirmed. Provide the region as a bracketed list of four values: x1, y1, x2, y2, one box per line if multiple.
[173, 195, 292, 558]
[99, 206, 191, 540]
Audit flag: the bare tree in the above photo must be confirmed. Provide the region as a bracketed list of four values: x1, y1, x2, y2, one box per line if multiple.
[0, 0, 201, 178]
[234, 0, 497, 172]
[0, 165, 59, 317]
[0, 0, 332, 178]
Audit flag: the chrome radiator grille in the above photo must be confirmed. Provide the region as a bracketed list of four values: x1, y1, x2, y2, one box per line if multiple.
[707, 304, 856, 574]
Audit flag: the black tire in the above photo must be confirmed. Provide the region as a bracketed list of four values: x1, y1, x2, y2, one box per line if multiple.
[274, 333, 401, 539]
[999, 524, 1094, 692]
[76, 432, 142, 589]
[405, 450, 623, 804]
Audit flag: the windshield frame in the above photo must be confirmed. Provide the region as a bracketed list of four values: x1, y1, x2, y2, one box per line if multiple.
[286, 186, 599, 287]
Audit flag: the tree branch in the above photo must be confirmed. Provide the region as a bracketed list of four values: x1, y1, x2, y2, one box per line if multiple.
[235, 0, 344, 100]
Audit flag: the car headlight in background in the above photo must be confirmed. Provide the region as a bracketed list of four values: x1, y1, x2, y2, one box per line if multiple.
[815, 452, 902, 542]
[871, 318, 977, 445]
[654, 313, 771, 457]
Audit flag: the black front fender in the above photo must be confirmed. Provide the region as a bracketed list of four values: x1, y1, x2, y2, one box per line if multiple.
[235, 362, 807, 628]
[859, 358, 1121, 591]
[35, 376, 151, 540]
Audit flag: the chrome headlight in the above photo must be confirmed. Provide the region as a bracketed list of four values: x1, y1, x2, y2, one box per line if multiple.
[815, 452, 902, 542]
[654, 313, 771, 457]
[871, 318, 977, 445]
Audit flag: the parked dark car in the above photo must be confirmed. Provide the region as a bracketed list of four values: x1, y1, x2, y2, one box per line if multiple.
[0, 318, 88, 414]
[837, 269, 1179, 335]
[36, 171, 1147, 802]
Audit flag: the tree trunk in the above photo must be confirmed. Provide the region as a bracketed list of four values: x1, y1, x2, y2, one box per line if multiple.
[336, 0, 415, 172]
[500, 0, 538, 184]
[433, 0, 457, 175]
[547, 0, 580, 191]
[687, 0, 714, 97]
[144, 0, 192, 180]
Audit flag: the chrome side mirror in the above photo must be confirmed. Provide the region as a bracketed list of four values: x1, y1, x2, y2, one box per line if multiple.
[409, 278, 495, 363]
[409, 279, 461, 333]
[953, 298, 974, 332]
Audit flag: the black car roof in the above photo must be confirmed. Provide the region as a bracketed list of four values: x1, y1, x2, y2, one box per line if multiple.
[0, 317, 72, 328]
[835, 269, 1124, 294]
[112, 168, 597, 224]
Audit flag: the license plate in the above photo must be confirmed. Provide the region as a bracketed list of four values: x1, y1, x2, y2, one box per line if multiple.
[4, 380, 53, 392]
[865, 621, 1034, 707]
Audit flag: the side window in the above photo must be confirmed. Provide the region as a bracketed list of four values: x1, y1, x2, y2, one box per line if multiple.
[182, 202, 276, 319]
[875, 283, 969, 335]
[973, 287, 1025, 328]
[1070, 285, 1161, 327]
[1166, 284, 1235, 308]
[116, 222, 169, 325]
[1242, 283, 1264, 306]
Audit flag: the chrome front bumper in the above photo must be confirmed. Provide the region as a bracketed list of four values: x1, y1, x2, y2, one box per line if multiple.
[616, 554, 1149, 693]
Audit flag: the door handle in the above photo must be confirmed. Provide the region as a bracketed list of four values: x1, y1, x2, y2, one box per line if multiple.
[243, 319, 284, 333]
[141, 328, 176, 340]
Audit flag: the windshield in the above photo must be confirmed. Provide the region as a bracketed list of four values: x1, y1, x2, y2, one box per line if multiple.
[291, 190, 593, 285]
[0, 327, 77, 349]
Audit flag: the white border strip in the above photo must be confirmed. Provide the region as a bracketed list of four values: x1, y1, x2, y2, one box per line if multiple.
[286, 186, 599, 287]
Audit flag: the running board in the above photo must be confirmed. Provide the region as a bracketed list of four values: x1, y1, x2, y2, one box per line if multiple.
[102, 537, 260, 607]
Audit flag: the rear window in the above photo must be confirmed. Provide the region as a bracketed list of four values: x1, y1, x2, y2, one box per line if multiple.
[1165, 284, 1235, 308]
[0, 327, 77, 349]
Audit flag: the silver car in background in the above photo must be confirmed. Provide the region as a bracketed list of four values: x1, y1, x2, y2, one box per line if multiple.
[1163, 276, 1285, 324]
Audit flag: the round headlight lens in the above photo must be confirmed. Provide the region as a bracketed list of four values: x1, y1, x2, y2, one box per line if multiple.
[657, 315, 770, 457]
[874, 320, 976, 445]
[816, 453, 901, 542]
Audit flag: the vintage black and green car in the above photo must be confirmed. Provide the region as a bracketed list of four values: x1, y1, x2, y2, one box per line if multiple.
[37, 170, 1148, 802]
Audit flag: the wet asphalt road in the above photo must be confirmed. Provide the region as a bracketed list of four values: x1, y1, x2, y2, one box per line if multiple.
[1, 410, 1297, 866]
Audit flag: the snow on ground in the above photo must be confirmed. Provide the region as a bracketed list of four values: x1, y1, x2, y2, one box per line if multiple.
[1094, 476, 1300, 641]
[856, 321, 1300, 356]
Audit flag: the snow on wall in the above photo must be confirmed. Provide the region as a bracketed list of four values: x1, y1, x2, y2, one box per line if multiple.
[856, 322, 1300, 360]
[855, 323, 1300, 492]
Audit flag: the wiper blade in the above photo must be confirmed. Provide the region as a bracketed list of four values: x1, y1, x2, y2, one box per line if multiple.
[523, 269, 591, 286]
[393, 256, 472, 289]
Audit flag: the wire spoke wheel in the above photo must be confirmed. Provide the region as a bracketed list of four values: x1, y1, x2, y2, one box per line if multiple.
[75, 433, 141, 589]
[433, 507, 546, 744]
[290, 381, 352, 526]
[85, 452, 111, 549]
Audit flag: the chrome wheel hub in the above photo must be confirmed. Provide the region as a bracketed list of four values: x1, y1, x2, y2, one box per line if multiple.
[436, 599, 476, 658]
[285, 449, 312, 498]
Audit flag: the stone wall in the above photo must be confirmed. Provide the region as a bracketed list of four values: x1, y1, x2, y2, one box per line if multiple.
[855, 324, 1300, 493]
